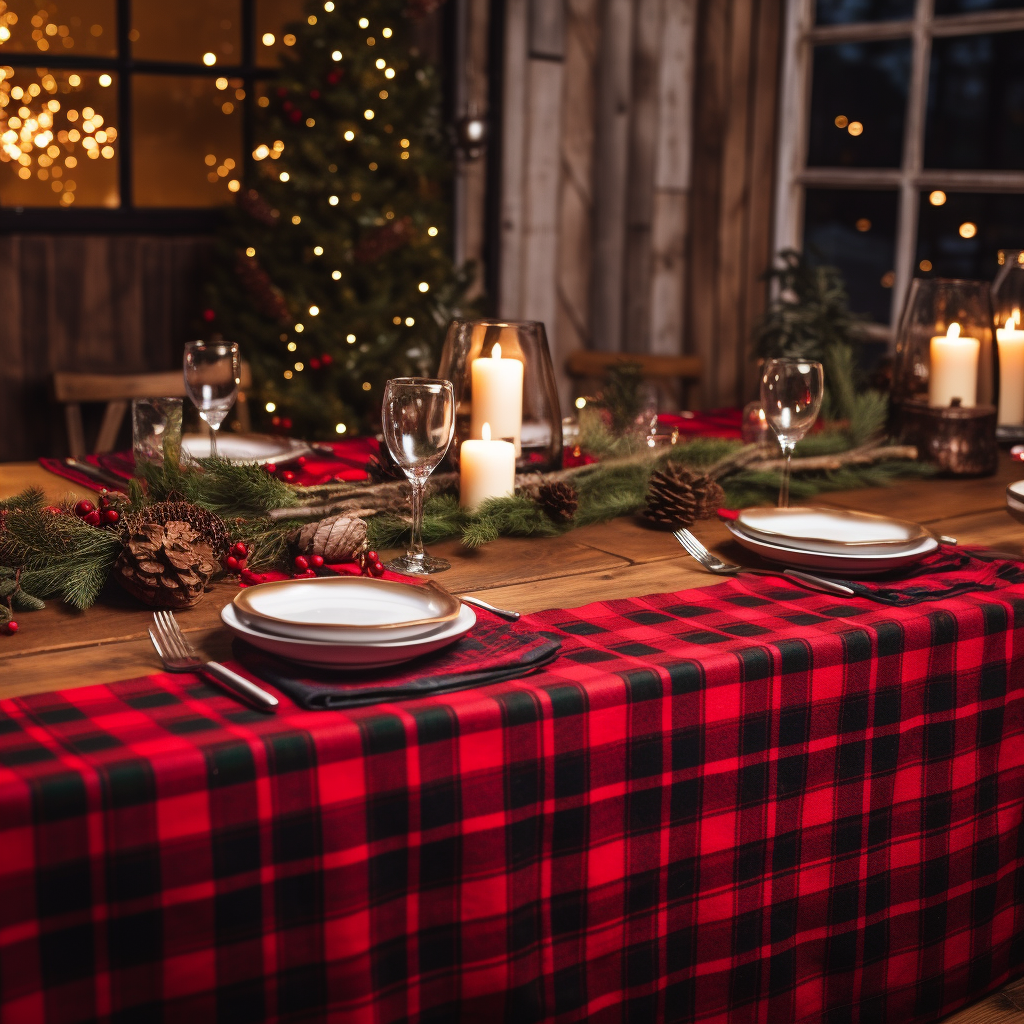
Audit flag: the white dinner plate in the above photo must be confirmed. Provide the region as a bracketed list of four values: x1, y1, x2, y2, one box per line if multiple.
[180, 433, 311, 465]
[1007, 480, 1024, 525]
[220, 602, 477, 668]
[233, 576, 462, 643]
[736, 506, 929, 555]
[726, 521, 938, 574]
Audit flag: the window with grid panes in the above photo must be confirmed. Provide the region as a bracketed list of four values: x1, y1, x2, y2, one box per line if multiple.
[0, 0, 305, 226]
[774, 0, 1024, 332]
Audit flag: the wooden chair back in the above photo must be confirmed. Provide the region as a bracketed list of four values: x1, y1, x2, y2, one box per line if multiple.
[564, 351, 704, 406]
[52, 364, 254, 456]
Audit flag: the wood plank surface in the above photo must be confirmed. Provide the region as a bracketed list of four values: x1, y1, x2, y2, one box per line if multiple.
[3, 455, 1024, 702]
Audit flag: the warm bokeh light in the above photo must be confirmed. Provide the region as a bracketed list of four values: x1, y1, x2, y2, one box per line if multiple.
[847, 121, 863, 136]
[834, 114, 848, 128]
[959, 221, 977, 239]
[855, 217, 871, 232]
[929, 190, 947, 206]
[920, 259, 933, 271]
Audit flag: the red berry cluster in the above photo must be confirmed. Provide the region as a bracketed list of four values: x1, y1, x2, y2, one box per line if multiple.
[360, 550, 385, 578]
[6, 620, 17, 634]
[223, 541, 249, 574]
[292, 553, 325, 579]
[74, 495, 120, 528]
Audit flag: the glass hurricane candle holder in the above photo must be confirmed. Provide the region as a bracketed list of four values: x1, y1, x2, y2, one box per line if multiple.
[438, 319, 563, 472]
[992, 250, 1024, 441]
[892, 278, 997, 476]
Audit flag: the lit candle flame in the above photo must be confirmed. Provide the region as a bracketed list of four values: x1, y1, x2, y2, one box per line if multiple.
[1007, 318, 1016, 333]
[482, 422, 491, 441]
[947, 322, 961, 340]
[1015, 307, 1021, 326]
[492, 343, 502, 360]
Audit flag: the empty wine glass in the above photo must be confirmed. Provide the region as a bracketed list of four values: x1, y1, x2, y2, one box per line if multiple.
[382, 377, 456, 574]
[183, 341, 241, 458]
[760, 357, 824, 508]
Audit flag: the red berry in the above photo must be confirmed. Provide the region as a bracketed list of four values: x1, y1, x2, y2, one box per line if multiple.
[265, 462, 277, 474]
[296, 456, 306, 466]
[225, 555, 239, 571]
[75, 499, 95, 517]
[84, 510, 102, 527]
[294, 555, 309, 571]
[366, 551, 378, 563]
[103, 509, 119, 524]
[237, 558, 247, 570]
[240, 568, 257, 583]
[281, 470, 296, 483]
[7, 621, 17, 633]
[231, 541, 248, 558]
[293, 569, 316, 579]
[372, 561, 385, 576]
[310, 554, 324, 568]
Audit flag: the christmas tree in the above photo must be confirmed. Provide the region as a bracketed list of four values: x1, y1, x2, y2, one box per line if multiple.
[205, 0, 469, 440]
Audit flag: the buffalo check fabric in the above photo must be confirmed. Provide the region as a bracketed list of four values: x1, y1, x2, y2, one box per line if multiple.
[3, 571, 1024, 1023]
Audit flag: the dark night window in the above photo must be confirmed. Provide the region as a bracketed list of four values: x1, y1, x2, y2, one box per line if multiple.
[778, 1, 1024, 327]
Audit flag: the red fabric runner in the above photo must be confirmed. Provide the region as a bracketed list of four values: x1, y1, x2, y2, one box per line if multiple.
[37, 411, 745, 493]
[2, 559, 1024, 1022]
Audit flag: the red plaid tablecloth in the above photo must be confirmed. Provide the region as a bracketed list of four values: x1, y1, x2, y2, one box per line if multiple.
[3, 567, 1024, 1023]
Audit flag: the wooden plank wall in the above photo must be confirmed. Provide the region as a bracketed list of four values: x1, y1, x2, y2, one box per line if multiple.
[0, 236, 210, 461]
[490, 0, 785, 410]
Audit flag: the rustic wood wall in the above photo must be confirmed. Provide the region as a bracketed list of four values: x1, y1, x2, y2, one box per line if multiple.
[0, 236, 210, 461]
[486, 0, 785, 410]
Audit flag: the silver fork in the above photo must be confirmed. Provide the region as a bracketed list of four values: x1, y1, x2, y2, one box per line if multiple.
[149, 610, 279, 712]
[673, 528, 855, 597]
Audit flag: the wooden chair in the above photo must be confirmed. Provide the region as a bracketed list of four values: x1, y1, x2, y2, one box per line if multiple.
[52, 364, 254, 457]
[565, 351, 703, 406]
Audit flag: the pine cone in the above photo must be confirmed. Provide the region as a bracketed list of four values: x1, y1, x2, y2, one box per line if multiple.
[538, 481, 578, 523]
[292, 515, 367, 563]
[642, 465, 725, 530]
[113, 522, 217, 609]
[134, 502, 231, 555]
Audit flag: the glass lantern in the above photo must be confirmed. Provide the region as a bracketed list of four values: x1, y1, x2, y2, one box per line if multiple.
[992, 250, 1024, 442]
[892, 278, 998, 475]
[438, 319, 563, 471]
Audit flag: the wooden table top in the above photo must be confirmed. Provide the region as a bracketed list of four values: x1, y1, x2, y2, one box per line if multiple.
[1, 456, 1021, 702]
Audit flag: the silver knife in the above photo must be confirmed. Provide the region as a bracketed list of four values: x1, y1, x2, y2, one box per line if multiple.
[783, 570, 855, 596]
[459, 594, 521, 622]
[63, 457, 126, 490]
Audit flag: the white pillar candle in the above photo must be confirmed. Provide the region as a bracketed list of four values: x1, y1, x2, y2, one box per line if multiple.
[459, 422, 516, 510]
[469, 340, 524, 455]
[929, 322, 980, 408]
[997, 316, 1024, 425]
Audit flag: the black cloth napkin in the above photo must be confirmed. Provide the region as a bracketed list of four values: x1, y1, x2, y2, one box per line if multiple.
[232, 616, 561, 709]
[810, 548, 1024, 607]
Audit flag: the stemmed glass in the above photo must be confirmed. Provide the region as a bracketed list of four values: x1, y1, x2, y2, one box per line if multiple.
[760, 357, 824, 508]
[382, 378, 456, 574]
[183, 341, 241, 458]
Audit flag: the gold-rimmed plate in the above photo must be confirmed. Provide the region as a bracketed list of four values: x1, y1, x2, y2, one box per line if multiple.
[233, 576, 462, 644]
[736, 507, 929, 555]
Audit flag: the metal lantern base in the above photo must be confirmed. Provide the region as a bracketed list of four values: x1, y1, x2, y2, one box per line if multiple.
[895, 401, 998, 477]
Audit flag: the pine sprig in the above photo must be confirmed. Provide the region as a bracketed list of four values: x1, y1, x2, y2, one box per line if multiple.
[0, 501, 121, 610]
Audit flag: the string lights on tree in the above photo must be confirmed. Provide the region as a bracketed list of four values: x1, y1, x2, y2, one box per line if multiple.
[205, 0, 473, 440]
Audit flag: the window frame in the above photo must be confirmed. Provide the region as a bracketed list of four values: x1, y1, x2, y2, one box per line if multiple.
[773, 0, 1024, 333]
[0, 0, 275, 232]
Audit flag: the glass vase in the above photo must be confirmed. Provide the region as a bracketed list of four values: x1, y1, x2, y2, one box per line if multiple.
[892, 278, 997, 476]
[438, 319, 563, 471]
[992, 250, 1024, 441]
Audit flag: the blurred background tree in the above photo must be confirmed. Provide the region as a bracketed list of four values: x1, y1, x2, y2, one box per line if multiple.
[205, 0, 471, 440]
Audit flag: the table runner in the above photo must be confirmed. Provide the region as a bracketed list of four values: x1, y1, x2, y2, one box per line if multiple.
[3, 568, 1024, 1023]
[37, 410, 744, 493]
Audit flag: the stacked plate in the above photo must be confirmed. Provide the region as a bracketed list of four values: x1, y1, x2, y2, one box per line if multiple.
[221, 576, 476, 668]
[181, 433, 311, 465]
[726, 506, 938, 574]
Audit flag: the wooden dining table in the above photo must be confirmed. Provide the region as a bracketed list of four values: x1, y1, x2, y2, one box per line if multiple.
[2, 455, 1024, 1024]
[1, 455, 1022, 702]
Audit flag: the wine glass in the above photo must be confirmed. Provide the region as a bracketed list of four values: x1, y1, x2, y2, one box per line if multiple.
[382, 377, 456, 574]
[760, 357, 824, 508]
[183, 341, 241, 458]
